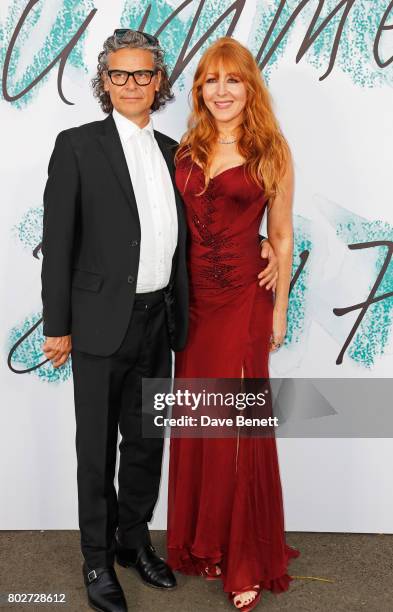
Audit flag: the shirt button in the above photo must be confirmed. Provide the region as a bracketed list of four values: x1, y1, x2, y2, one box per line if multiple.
[130, 240, 139, 247]
[127, 275, 135, 284]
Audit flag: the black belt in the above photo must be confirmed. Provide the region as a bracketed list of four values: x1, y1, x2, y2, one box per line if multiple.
[133, 288, 166, 310]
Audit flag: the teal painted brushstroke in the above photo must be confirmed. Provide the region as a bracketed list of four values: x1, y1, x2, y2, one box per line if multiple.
[13, 206, 43, 251]
[8, 207, 71, 382]
[0, 0, 93, 108]
[249, 0, 393, 87]
[7, 312, 72, 382]
[121, 0, 238, 89]
[285, 215, 312, 346]
[249, 0, 295, 83]
[335, 211, 393, 368]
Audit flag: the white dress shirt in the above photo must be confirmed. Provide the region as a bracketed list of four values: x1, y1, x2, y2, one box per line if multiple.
[113, 109, 178, 293]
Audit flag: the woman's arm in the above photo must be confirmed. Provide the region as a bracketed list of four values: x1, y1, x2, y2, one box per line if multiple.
[266, 152, 294, 350]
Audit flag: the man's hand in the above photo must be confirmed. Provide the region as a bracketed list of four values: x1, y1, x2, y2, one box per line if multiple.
[42, 335, 72, 368]
[258, 239, 278, 290]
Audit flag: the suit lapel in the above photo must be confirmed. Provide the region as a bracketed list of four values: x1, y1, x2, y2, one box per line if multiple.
[97, 117, 185, 250]
[97, 114, 139, 222]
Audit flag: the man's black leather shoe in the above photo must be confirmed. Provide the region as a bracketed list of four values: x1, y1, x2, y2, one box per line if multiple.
[116, 542, 177, 589]
[82, 563, 128, 612]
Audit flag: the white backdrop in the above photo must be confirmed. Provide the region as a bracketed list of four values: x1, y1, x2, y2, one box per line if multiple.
[1, 0, 393, 532]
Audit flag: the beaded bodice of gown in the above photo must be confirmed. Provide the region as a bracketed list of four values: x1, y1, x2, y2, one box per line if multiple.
[175, 155, 269, 290]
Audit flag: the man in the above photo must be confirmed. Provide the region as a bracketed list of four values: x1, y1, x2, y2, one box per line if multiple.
[41, 30, 277, 612]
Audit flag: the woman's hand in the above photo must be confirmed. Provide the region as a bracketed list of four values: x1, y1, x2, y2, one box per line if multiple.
[270, 307, 287, 351]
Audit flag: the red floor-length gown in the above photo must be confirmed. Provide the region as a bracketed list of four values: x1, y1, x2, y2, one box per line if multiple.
[167, 155, 299, 595]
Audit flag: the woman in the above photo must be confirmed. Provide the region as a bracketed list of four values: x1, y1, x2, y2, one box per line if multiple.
[167, 37, 299, 611]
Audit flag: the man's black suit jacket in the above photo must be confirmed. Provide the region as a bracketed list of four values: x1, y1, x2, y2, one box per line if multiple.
[41, 113, 189, 356]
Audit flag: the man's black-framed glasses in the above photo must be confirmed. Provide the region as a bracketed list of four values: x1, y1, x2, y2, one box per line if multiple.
[107, 69, 157, 87]
[114, 28, 159, 46]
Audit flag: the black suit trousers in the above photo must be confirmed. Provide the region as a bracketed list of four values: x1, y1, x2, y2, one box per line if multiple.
[71, 290, 171, 568]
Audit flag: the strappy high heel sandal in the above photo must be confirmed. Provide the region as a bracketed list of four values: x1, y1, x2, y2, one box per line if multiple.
[201, 563, 222, 580]
[229, 584, 262, 611]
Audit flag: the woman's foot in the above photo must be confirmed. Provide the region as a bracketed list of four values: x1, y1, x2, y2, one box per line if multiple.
[231, 585, 260, 610]
[202, 564, 221, 579]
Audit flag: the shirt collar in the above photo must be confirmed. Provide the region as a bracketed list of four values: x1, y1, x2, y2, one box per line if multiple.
[112, 108, 154, 141]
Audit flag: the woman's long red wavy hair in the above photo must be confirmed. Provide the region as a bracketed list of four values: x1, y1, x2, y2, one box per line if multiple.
[175, 37, 290, 202]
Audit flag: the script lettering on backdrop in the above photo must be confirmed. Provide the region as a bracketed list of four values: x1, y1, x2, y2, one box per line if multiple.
[3, 0, 393, 103]
[333, 241, 393, 365]
[3, 0, 393, 374]
[2, 0, 97, 104]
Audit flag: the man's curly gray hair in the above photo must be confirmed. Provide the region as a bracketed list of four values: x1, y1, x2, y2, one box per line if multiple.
[91, 30, 174, 114]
